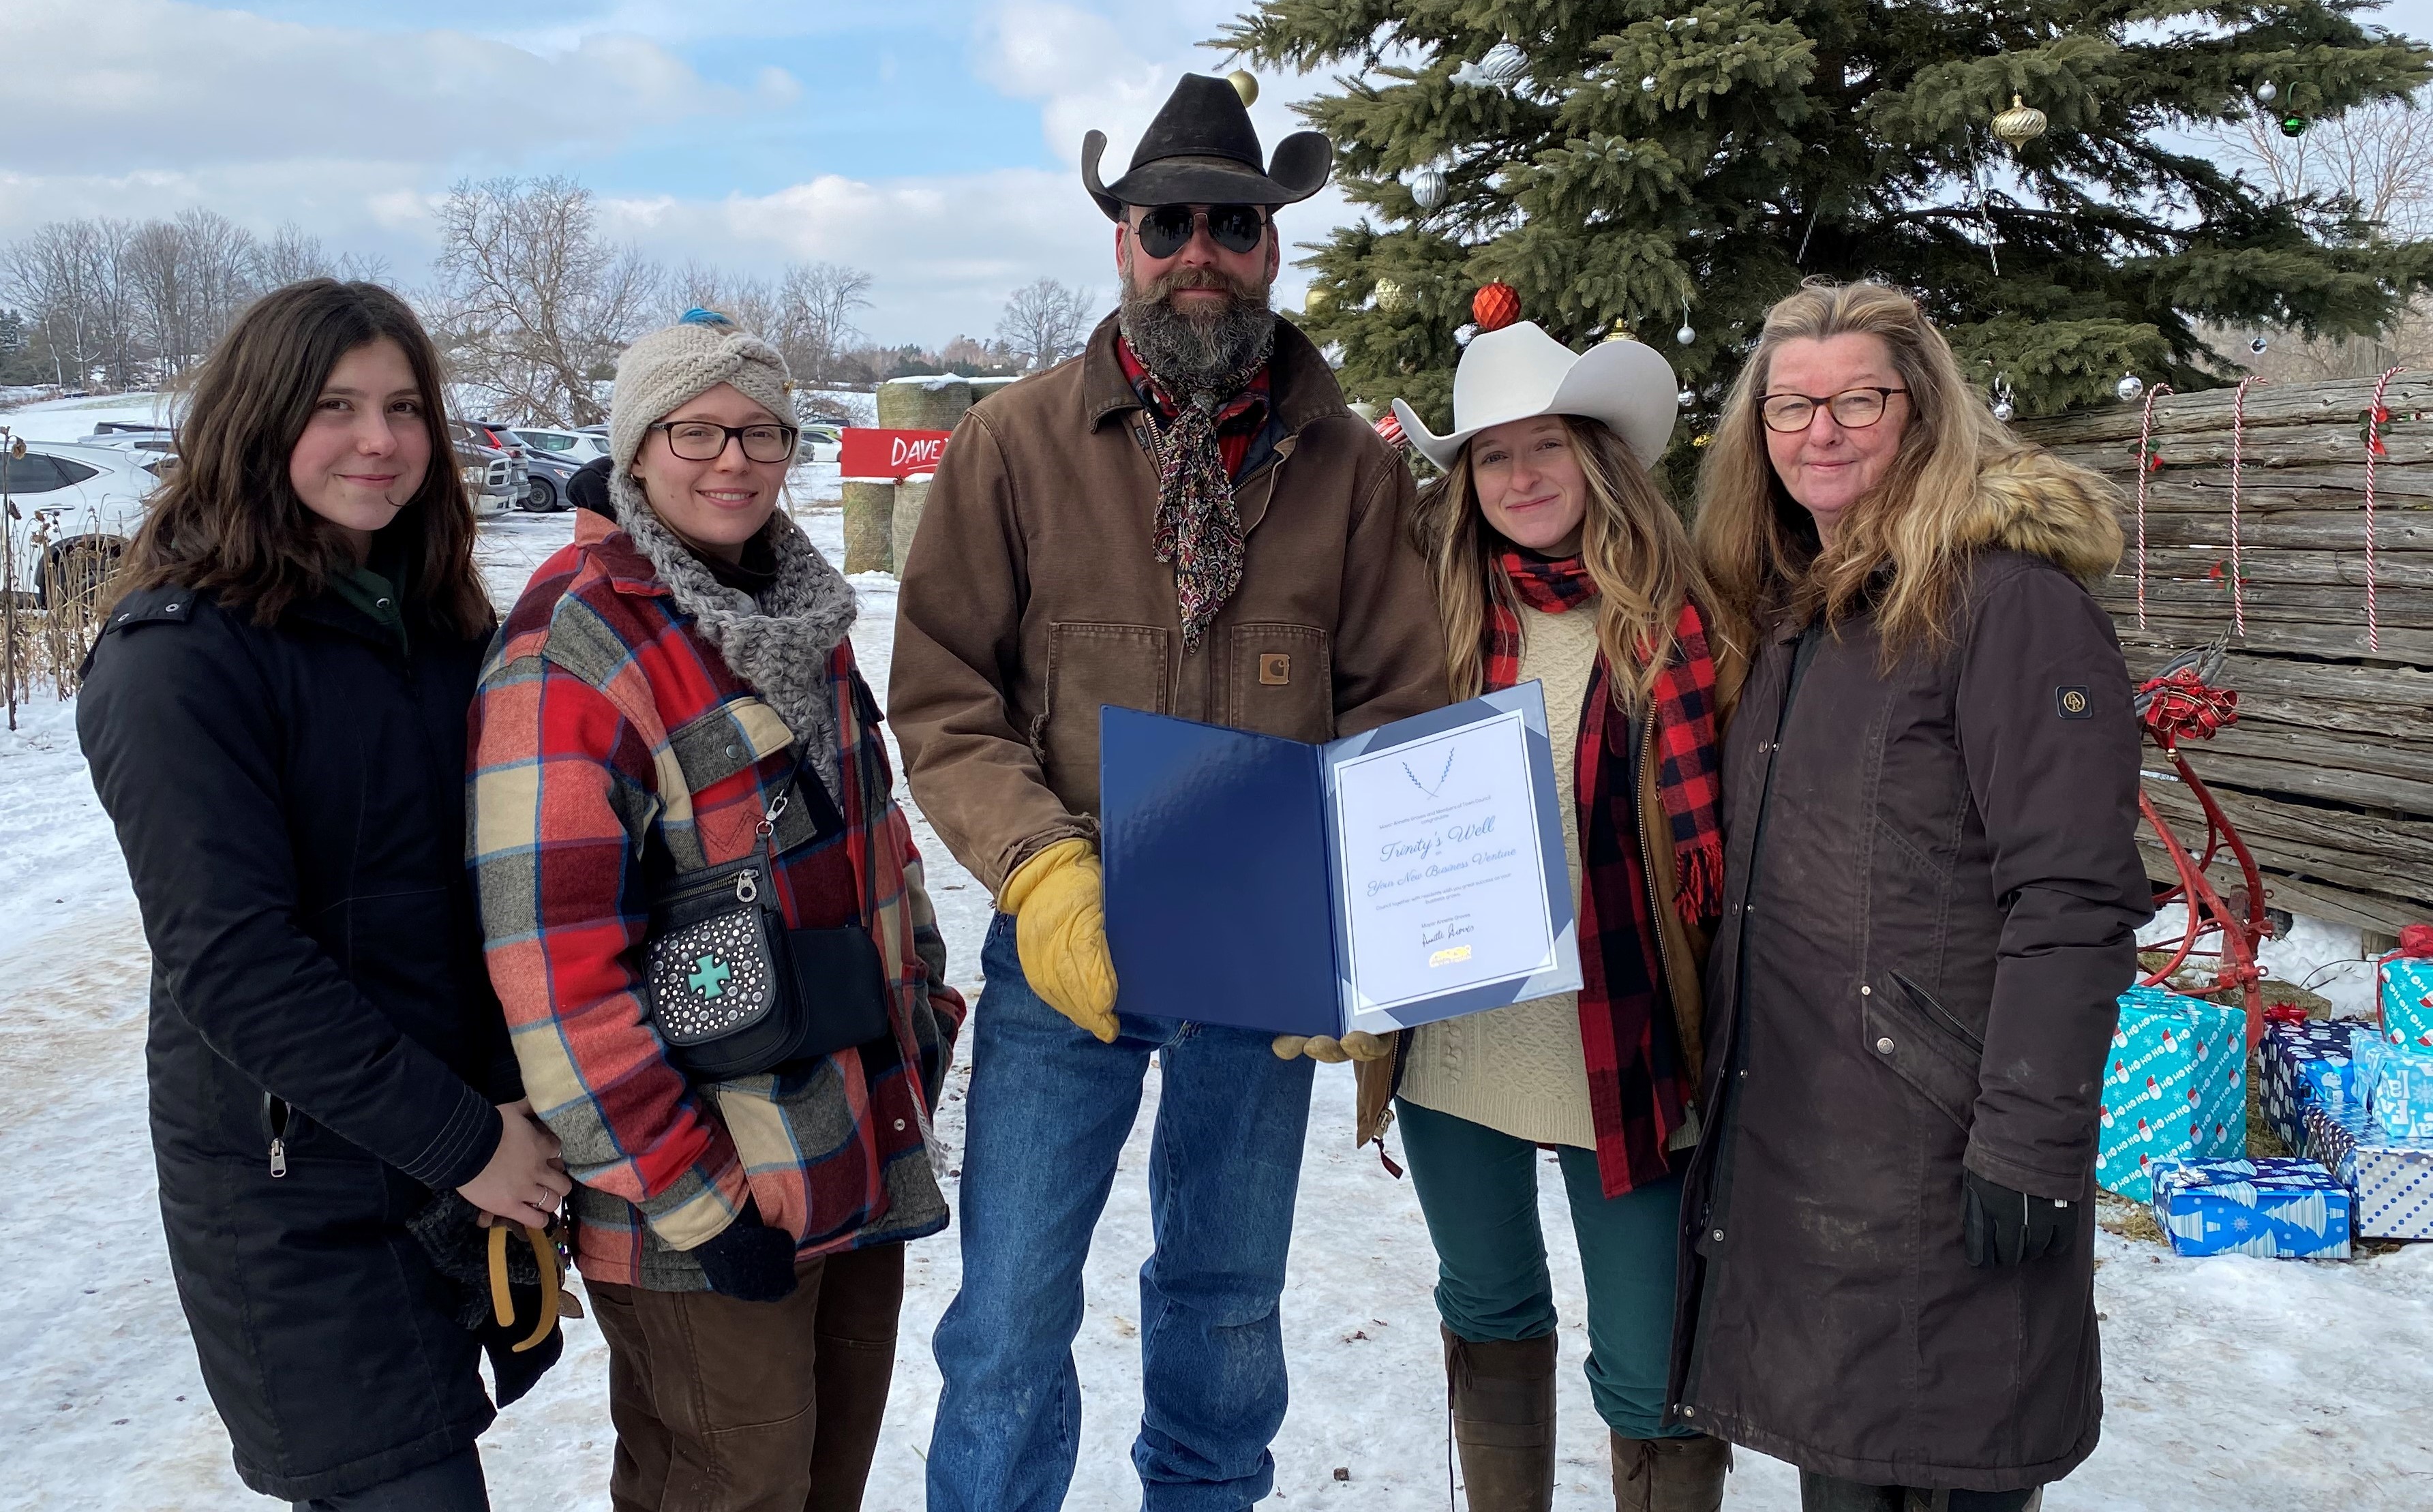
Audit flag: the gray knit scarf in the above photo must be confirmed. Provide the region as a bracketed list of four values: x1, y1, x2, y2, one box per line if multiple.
[608, 471, 858, 802]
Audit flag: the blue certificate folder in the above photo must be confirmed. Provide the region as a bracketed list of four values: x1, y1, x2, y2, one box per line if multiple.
[1100, 682, 1582, 1038]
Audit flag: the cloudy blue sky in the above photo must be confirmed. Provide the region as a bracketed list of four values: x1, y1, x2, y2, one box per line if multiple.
[4, 0, 2431, 346]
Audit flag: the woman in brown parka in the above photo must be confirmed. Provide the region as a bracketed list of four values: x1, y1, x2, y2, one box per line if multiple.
[1666, 282, 2151, 1512]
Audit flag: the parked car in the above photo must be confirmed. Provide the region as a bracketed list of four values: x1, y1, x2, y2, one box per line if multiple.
[798, 423, 843, 465]
[454, 437, 523, 518]
[518, 447, 584, 512]
[508, 425, 612, 462]
[1, 440, 164, 606]
[76, 422, 179, 459]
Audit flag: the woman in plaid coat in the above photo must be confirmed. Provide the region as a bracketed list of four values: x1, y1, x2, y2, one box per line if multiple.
[1305, 318, 1746, 1512]
[470, 312, 963, 1511]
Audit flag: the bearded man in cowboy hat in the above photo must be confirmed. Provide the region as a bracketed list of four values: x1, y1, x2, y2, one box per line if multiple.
[892, 73, 1447, 1511]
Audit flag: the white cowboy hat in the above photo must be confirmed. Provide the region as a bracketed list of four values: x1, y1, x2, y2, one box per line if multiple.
[1391, 320, 1678, 471]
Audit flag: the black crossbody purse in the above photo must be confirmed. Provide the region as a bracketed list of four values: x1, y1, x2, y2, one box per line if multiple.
[642, 791, 892, 1081]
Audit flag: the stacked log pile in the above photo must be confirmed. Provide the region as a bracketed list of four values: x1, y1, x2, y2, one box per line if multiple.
[2016, 376, 2433, 935]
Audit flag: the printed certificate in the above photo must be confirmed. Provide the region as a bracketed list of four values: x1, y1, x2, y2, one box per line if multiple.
[1099, 682, 1581, 1039]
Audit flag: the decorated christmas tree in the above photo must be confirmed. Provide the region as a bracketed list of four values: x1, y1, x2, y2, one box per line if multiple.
[1218, 2, 2433, 431]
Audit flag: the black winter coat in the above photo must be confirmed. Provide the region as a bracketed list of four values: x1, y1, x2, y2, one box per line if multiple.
[78, 579, 532, 1502]
[1667, 455, 2153, 1493]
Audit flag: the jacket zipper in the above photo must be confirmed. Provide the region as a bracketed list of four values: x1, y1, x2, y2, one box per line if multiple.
[1890, 969, 1986, 1055]
[267, 1095, 290, 1178]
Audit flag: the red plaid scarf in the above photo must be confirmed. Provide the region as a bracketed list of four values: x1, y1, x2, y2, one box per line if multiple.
[1487, 550, 1725, 1195]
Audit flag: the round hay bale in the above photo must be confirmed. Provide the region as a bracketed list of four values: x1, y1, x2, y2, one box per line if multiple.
[876, 376, 974, 432]
[841, 479, 896, 575]
[892, 474, 933, 576]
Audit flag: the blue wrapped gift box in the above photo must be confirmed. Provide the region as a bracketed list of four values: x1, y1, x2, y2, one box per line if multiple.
[2096, 986, 2247, 1201]
[2378, 952, 2433, 1052]
[2355, 1032, 2433, 1142]
[2303, 1102, 2433, 1239]
[2259, 1020, 2367, 1150]
[2149, 1157, 2352, 1259]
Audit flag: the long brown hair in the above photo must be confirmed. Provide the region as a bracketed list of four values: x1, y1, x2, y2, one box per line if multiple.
[119, 279, 493, 637]
[1415, 415, 1719, 706]
[1693, 279, 2050, 657]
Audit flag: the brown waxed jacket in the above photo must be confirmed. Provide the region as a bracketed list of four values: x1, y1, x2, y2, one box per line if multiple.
[1353, 632, 1749, 1152]
[1667, 450, 2152, 1493]
[889, 314, 1447, 895]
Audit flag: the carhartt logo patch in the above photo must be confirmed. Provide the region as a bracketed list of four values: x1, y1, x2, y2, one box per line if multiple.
[2056, 686, 2093, 719]
[1259, 653, 1292, 685]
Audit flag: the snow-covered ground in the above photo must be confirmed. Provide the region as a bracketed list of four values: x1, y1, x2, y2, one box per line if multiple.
[0, 391, 185, 442]
[1, 500, 2429, 1509]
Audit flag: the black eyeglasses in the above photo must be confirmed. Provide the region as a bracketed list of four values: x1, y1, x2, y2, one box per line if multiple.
[648, 420, 798, 464]
[1760, 387, 1909, 434]
[1133, 203, 1269, 259]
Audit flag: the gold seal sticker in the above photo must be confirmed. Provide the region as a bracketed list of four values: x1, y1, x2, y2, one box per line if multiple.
[1429, 945, 1473, 968]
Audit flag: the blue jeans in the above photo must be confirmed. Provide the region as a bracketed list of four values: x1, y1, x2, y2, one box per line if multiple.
[928, 913, 1316, 1512]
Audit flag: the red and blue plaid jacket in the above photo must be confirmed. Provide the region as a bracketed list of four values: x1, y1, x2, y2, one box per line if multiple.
[470, 512, 964, 1288]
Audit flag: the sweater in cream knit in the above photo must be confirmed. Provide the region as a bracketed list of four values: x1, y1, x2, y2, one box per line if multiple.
[1397, 598, 1598, 1147]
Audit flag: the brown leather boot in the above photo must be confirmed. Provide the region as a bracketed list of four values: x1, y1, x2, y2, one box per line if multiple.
[1610, 1430, 1730, 1512]
[1442, 1325, 1557, 1512]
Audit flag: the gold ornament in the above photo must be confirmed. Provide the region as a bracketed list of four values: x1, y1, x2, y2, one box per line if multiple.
[1303, 282, 1331, 312]
[1992, 94, 2047, 149]
[1372, 277, 1408, 312]
[1599, 317, 1635, 344]
[1228, 70, 1259, 106]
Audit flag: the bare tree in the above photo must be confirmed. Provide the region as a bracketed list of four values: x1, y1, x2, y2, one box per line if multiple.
[426, 177, 663, 425]
[995, 277, 1093, 372]
[2217, 91, 2433, 378]
[1, 217, 142, 389]
[125, 209, 264, 378]
[775, 262, 873, 386]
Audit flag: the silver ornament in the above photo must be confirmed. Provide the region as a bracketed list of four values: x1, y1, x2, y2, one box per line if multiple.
[1992, 399, 2014, 422]
[1676, 322, 1696, 346]
[2117, 372, 2145, 402]
[1642, 75, 1659, 93]
[2256, 80, 2278, 104]
[1410, 166, 1447, 211]
[1453, 322, 1479, 348]
[2248, 335, 2269, 355]
[1990, 374, 2016, 423]
[1481, 42, 1528, 83]
[1677, 387, 1697, 408]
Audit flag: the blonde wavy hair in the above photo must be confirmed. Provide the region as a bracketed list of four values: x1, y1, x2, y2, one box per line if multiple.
[1695, 279, 2042, 657]
[1415, 415, 1719, 706]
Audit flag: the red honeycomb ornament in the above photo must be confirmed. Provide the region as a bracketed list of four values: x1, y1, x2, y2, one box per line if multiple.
[1472, 282, 1521, 333]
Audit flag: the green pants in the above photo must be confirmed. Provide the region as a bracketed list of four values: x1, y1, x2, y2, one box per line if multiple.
[1397, 1098, 1692, 1440]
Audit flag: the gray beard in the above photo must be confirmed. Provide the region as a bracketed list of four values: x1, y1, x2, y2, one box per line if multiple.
[1118, 275, 1277, 400]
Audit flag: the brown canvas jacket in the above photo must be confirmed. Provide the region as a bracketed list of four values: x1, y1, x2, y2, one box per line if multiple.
[889, 313, 1447, 894]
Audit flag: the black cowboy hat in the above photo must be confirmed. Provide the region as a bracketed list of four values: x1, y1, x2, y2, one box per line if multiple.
[1083, 74, 1332, 221]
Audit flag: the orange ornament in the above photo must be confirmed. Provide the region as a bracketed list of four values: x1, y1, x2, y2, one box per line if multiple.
[1472, 282, 1521, 332]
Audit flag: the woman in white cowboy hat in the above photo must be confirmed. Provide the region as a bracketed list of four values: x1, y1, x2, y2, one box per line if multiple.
[1282, 312, 1744, 1512]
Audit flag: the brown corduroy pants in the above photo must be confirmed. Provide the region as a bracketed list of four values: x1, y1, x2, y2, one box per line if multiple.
[584, 1242, 905, 1512]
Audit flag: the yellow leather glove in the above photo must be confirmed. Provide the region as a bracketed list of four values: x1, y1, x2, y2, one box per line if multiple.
[999, 838, 1119, 1043]
[1271, 1031, 1395, 1063]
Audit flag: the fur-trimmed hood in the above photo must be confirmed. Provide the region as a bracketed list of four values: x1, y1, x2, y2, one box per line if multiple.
[1954, 447, 2124, 584]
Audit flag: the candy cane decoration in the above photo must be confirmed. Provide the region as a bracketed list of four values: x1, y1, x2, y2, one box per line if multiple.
[2229, 376, 2265, 637]
[2366, 365, 2405, 654]
[2134, 381, 2175, 631]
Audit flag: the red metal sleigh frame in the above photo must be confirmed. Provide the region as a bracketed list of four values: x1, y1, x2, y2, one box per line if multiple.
[2133, 639, 2275, 1047]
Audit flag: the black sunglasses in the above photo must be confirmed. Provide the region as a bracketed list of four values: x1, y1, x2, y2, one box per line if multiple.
[1133, 203, 1269, 259]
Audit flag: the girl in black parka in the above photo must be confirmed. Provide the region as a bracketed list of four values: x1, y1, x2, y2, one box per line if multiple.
[78, 281, 571, 1510]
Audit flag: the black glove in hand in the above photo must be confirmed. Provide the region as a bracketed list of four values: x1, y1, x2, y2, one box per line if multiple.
[1962, 1169, 2079, 1267]
[694, 1199, 800, 1302]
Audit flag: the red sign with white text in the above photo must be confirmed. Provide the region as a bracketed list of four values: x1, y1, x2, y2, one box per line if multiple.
[839, 427, 952, 480]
